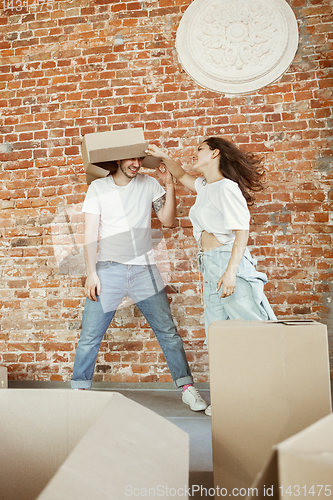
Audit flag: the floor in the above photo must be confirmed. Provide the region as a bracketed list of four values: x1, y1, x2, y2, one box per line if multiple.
[103, 388, 214, 497]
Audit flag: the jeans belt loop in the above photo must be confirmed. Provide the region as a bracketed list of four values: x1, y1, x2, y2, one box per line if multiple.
[197, 250, 206, 309]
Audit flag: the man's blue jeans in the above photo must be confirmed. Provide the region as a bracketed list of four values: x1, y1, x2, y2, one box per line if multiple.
[71, 261, 193, 389]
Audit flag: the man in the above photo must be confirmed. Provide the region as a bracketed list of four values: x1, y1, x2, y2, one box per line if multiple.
[70, 155, 208, 412]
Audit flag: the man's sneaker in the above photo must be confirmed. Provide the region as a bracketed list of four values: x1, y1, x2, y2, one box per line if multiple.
[182, 386, 208, 411]
[205, 404, 211, 416]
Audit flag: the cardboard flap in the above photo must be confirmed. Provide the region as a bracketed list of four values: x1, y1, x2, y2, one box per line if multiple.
[247, 414, 333, 499]
[278, 413, 333, 455]
[37, 392, 189, 499]
[246, 412, 333, 499]
[142, 155, 162, 169]
[275, 320, 320, 326]
[0, 390, 114, 500]
[0, 390, 189, 500]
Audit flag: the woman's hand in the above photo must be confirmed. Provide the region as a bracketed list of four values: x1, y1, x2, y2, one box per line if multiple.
[216, 271, 236, 298]
[85, 272, 101, 301]
[145, 144, 168, 160]
[146, 144, 174, 185]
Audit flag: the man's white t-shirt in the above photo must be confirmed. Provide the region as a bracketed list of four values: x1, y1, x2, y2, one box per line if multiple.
[189, 177, 250, 247]
[82, 174, 165, 265]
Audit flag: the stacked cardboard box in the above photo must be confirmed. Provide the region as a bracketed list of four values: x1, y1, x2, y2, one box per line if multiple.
[209, 320, 332, 494]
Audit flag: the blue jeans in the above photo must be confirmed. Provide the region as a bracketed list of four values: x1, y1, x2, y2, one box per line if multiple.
[197, 246, 277, 345]
[71, 261, 193, 389]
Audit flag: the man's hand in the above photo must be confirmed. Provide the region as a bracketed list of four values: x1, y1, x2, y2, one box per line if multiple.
[155, 165, 174, 186]
[216, 271, 237, 298]
[145, 144, 168, 160]
[85, 273, 101, 301]
[216, 229, 248, 298]
[146, 143, 196, 192]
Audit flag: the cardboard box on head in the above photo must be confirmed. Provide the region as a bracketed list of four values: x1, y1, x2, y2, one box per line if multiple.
[81, 128, 162, 185]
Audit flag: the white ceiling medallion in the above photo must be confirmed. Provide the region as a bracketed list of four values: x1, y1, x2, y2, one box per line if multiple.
[176, 0, 299, 94]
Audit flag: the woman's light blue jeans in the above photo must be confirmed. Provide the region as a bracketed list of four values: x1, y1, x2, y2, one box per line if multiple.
[197, 245, 277, 345]
[71, 261, 193, 389]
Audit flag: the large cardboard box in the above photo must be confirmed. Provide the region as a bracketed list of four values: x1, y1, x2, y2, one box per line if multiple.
[0, 390, 189, 500]
[250, 413, 333, 499]
[0, 366, 7, 388]
[208, 320, 332, 493]
[81, 128, 161, 184]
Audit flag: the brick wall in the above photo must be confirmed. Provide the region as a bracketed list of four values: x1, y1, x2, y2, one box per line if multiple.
[1, 0, 332, 383]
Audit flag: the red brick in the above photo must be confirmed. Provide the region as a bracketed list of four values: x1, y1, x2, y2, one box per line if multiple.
[43, 343, 73, 352]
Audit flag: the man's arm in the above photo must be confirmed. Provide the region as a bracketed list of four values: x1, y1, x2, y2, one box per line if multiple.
[153, 169, 176, 227]
[84, 212, 101, 301]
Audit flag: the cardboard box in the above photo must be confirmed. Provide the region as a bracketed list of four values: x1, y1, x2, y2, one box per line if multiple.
[249, 413, 333, 499]
[0, 390, 189, 500]
[0, 366, 7, 388]
[208, 320, 332, 493]
[81, 128, 162, 184]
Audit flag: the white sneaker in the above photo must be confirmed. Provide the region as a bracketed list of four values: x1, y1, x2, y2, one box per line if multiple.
[205, 405, 211, 416]
[182, 386, 208, 411]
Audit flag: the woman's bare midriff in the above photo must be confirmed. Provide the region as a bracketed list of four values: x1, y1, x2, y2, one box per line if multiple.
[200, 231, 223, 252]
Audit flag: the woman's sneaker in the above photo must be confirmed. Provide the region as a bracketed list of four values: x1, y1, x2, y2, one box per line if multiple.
[205, 404, 211, 416]
[182, 386, 208, 411]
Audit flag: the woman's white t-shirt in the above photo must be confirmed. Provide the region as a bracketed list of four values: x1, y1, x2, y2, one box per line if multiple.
[82, 174, 165, 265]
[189, 177, 250, 247]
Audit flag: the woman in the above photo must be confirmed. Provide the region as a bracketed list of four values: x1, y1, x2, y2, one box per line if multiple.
[146, 138, 276, 416]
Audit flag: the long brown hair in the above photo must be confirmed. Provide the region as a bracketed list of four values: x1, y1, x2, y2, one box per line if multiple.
[203, 137, 265, 205]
